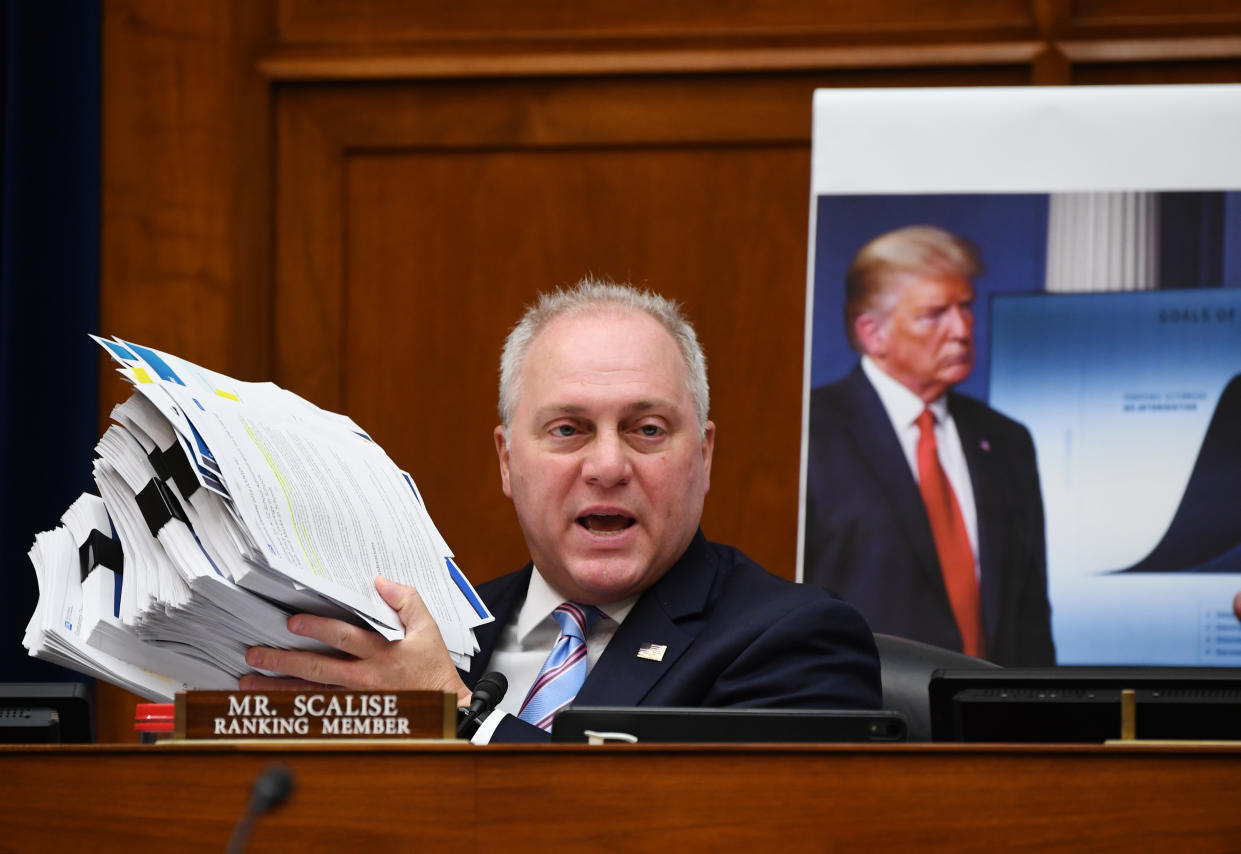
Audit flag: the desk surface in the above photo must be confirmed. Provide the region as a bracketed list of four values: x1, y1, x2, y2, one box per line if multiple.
[4, 742, 1240, 852]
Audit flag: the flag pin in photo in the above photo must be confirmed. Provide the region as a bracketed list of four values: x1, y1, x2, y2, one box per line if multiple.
[637, 642, 667, 662]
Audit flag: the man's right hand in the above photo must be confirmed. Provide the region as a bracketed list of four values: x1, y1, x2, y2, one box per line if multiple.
[240, 575, 472, 708]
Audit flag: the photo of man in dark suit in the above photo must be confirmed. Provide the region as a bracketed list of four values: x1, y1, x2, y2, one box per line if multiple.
[242, 278, 882, 741]
[803, 226, 1055, 666]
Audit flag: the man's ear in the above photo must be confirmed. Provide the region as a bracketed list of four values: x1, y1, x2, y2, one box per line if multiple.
[493, 425, 513, 498]
[854, 312, 887, 358]
[700, 420, 716, 493]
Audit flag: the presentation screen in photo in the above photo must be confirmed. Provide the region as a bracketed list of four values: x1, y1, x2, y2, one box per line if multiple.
[990, 289, 1241, 665]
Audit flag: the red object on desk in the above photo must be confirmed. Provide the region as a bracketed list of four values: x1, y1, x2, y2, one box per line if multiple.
[134, 702, 174, 733]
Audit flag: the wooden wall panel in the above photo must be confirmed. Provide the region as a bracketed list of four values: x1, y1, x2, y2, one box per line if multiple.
[273, 0, 1037, 44]
[1069, 0, 1241, 27]
[1072, 59, 1241, 84]
[102, 1, 274, 382]
[1049, 0, 1241, 78]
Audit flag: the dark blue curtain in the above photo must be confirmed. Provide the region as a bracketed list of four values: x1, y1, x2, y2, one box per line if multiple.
[0, 1, 101, 681]
[1159, 191, 1235, 290]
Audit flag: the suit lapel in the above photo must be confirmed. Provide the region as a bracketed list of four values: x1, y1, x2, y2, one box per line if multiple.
[951, 396, 1003, 644]
[840, 367, 944, 590]
[465, 565, 532, 685]
[574, 533, 713, 707]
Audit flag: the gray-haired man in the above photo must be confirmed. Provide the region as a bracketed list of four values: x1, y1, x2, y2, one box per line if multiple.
[246, 278, 880, 742]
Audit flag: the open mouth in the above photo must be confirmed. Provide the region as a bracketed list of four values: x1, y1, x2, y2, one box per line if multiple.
[577, 513, 636, 535]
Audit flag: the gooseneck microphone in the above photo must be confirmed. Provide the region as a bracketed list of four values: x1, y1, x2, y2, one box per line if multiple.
[457, 672, 508, 738]
[227, 764, 296, 854]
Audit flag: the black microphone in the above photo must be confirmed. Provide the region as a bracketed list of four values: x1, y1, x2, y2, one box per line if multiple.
[457, 672, 508, 738]
[248, 764, 294, 813]
[227, 764, 296, 854]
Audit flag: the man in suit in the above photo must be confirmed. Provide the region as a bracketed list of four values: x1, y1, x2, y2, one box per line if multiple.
[244, 278, 881, 741]
[803, 226, 1055, 666]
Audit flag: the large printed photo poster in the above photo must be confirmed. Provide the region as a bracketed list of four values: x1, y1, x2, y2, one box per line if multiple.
[798, 85, 1241, 665]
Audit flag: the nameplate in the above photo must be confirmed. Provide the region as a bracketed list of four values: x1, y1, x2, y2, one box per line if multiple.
[173, 690, 458, 740]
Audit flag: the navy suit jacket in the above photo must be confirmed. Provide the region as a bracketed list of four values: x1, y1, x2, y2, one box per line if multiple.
[803, 365, 1055, 666]
[462, 531, 882, 743]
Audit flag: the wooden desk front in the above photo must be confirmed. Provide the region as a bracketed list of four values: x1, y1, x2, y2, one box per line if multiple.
[3, 742, 1239, 852]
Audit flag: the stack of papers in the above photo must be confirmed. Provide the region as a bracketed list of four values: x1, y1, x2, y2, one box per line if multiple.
[25, 337, 491, 701]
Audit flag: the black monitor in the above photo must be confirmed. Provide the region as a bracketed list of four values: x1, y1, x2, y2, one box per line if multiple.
[551, 706, 907, 743]
[929, 668, 1241, 743]
[0, 682, 94, 744]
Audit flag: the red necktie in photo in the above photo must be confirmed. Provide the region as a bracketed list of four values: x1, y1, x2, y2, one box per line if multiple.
[915, 409, 984, 658]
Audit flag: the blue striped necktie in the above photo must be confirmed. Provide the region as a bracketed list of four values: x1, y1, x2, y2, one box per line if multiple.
[518, 602, 602, 731]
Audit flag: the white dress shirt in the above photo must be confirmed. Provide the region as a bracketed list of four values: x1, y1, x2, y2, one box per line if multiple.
[860, 356, 980, 577]
[472, 566, 637, 743]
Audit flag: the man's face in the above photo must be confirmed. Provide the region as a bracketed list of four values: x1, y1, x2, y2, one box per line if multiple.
[860, 272, 975, 402]
[494, 309, 715, 606]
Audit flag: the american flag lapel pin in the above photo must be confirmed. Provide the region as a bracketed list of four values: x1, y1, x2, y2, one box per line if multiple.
[637, 642, 667, 662]
[980, 439, 991, 453]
